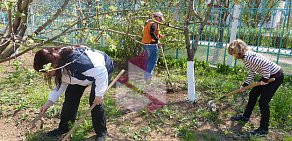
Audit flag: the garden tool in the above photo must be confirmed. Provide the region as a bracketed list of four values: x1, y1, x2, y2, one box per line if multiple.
[207, 78, 275, 111]
[29, 113, 45, 130]
[117, 72, 165, 113]
[159, 44, 175, 93]
[60, 70, 125, 141]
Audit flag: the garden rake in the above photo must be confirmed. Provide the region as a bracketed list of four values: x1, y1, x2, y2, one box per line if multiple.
[208, 78, 276, 111]
[29, 113, 45, 130]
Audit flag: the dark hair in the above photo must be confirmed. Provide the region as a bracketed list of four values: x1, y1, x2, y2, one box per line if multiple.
[34, 47, 74, 89]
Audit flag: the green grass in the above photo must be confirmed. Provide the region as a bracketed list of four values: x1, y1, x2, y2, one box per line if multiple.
[178, 128, 197, 141]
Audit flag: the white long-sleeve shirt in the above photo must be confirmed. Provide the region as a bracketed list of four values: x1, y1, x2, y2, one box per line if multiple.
[48, 47, 112, 102]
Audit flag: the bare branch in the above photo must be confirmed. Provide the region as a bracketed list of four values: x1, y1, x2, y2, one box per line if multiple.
[0, 9, 15, 55]
[0, 40, 73, 64]
[12, 0, 22, 32]
[32, 0, 70, 36]
[153, 20, 185, 31]
[0, 0, 31, 59]
[28, 9, 130, 38]
[191, 1, 203, 21]
[20, 0, 30, 11]
[0, 37, 12, 46]
[0, 46, 32, 63]
[94, 30, 105, 43]
[192, 0, 215, 54]
[198, 0, 215, 34]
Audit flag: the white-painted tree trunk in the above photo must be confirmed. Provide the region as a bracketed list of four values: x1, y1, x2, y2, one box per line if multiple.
[187, 61, 196, 102]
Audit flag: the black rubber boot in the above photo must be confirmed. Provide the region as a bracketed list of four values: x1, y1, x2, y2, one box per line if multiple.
[95, 135, 106, 141]
[47, 128, 69, 137]
[249, 127, 268, 136]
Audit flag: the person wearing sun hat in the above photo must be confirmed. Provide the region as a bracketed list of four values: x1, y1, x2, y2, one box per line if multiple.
[142, 11, 165, 83]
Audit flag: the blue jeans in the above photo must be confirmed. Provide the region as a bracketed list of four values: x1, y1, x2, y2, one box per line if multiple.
[144, 44, 158, 79]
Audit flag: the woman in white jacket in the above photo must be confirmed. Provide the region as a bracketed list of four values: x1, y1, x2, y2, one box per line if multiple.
[33, 45, 113, 141]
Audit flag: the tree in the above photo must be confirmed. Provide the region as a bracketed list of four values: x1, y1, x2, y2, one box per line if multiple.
[0, 0, 139, 63]
[0, 0, 71, 63]
[181, 0, 215, 102]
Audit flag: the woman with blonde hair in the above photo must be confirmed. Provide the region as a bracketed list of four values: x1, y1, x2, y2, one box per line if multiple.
[228, 39, 284, 136]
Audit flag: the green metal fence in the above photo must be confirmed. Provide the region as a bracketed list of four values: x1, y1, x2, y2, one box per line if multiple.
[0, 0, 291, 74]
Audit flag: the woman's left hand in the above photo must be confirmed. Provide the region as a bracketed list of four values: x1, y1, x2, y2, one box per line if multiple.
[94, 96, 103, 105]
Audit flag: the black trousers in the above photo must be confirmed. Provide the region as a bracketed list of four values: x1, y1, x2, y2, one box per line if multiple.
[58, 72, 113, 137]
[58, 84, 107, 137]
[243, 71, 284, 130]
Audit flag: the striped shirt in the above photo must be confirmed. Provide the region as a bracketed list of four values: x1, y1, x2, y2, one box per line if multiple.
[242, 51, 281, 86]
[48, 47, 113, 102]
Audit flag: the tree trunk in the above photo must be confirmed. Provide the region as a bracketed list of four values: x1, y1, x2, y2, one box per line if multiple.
[184, 0, 215, 102]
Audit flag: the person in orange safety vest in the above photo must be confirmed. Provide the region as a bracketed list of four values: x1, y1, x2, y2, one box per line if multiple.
[141, 12, 165, 83]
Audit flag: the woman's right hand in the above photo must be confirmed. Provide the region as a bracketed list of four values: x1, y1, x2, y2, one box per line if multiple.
[239, 86, 246, 92]
[40, 100, 54, 114]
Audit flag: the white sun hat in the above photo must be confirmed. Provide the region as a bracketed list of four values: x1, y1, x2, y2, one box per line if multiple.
[152, 12, 165, 21]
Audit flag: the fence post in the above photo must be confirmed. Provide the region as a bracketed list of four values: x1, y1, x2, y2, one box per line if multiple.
[175, 48, 179, 59]
[227, 4, 240, 66]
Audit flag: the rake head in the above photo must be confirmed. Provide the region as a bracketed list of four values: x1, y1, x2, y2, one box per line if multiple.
[207, 100, 218, 112]
[29, 113, 44, 130]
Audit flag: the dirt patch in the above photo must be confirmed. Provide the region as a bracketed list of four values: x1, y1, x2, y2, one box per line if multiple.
[0, 119, 24, 141]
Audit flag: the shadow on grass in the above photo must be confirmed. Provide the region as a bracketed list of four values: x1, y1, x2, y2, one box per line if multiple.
[178, 128, 229, 141]
[26, 130, 59, 141]
[83, 134, 131, 141]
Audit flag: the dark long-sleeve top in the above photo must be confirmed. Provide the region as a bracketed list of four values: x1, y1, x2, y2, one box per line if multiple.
[242, 51, 281, 86]
[150, 22, 159, 43]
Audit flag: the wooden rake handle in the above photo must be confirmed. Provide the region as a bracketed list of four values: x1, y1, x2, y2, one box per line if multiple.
[219, 78, 275, 100]
[159, 45, 174, 88]
[62, 70, 125, 141]
[160, 45, 170, 78]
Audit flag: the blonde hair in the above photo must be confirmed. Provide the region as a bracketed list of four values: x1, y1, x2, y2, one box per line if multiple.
[227, 39, 249, 59]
